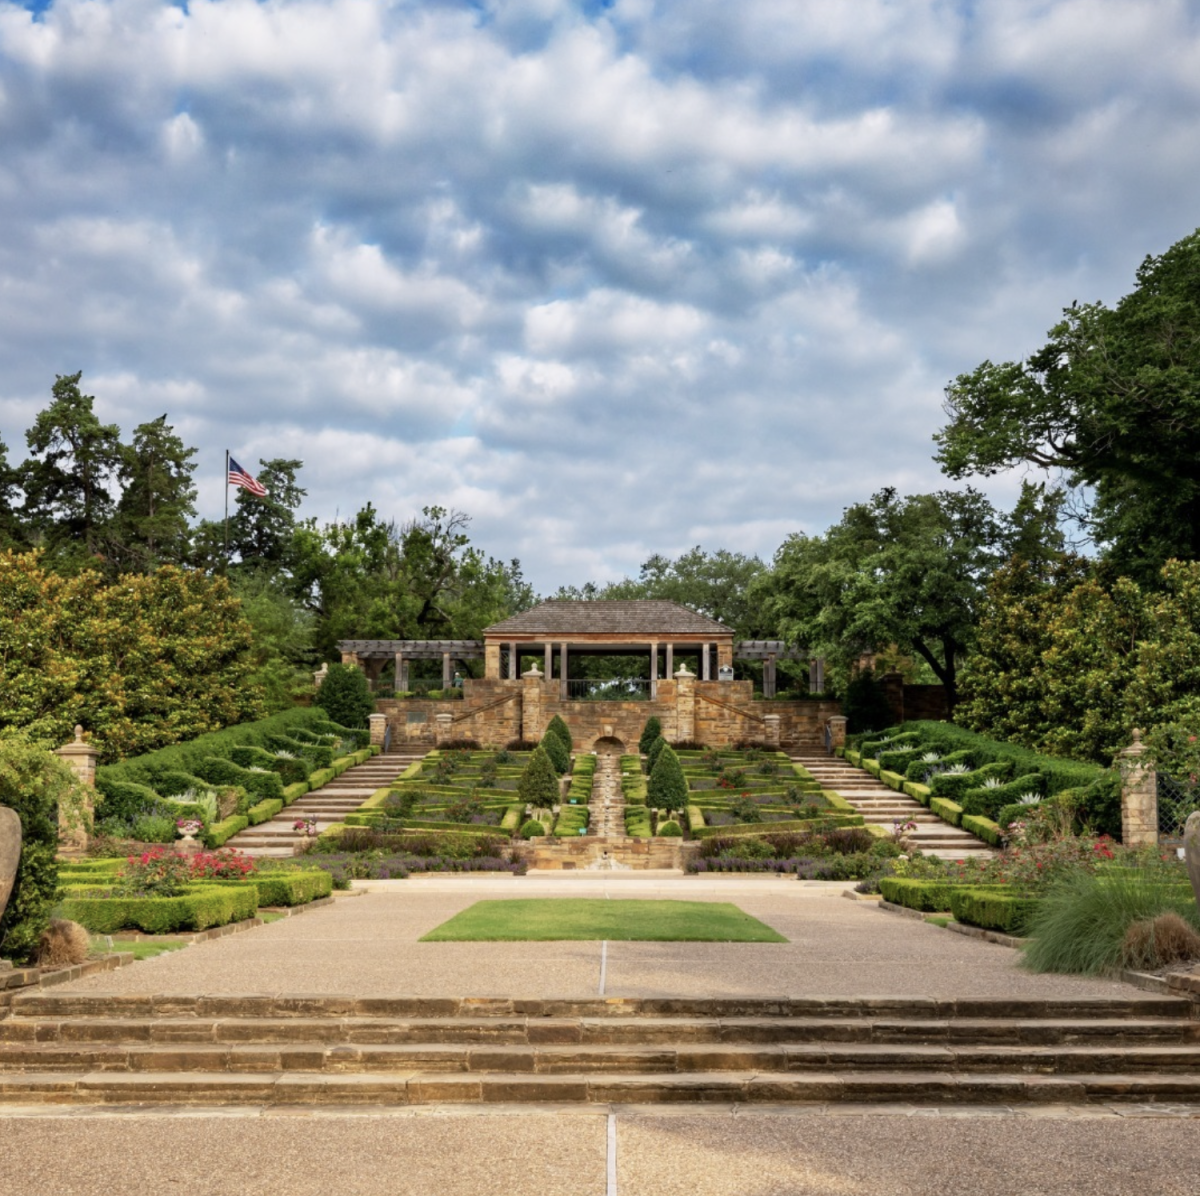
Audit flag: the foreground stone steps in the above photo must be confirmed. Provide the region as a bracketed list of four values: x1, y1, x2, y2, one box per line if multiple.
[2, 995, 1197, 1106]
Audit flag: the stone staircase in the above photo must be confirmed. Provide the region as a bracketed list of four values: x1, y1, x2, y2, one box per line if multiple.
[1, 993, 1197, 1106]
[226, 750, 422, 857]
[793, 754, 994, 860]
[587, 752, 625, 840]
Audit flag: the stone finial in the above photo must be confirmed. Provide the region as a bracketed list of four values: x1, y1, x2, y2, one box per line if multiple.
[522, 663, 543, 679]
[74, 725, 83, 744]
[674, 664, 694, 678]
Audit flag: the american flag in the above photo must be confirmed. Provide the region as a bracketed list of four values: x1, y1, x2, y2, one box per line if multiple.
[228, 456, 267, 497]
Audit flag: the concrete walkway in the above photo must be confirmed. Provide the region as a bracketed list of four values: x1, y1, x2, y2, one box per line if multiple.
[7, 875, 1198, 1195]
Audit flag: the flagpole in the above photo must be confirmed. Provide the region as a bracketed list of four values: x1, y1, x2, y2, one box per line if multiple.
[223, 449, 229, 571]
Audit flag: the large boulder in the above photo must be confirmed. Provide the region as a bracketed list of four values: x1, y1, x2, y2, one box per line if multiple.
[1185, 810, 1200, 913]
[0, 806, 20, 931]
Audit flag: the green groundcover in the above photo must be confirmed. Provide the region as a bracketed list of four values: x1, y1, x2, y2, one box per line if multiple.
[420, 899, 788, 942]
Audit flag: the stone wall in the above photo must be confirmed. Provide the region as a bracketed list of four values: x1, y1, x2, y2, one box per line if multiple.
[376, 679, 841, 752]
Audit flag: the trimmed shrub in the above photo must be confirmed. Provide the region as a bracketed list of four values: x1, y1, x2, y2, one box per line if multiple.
[657, 820, 683, 837]
[638, 717, 663, 755]
[195, 757, 284, 802]
[204, 815, 249, 849]
[247, 798, 284, 826]
[929, 797, 964, 826]
[315, 662, 375, 729]
[646, 735, 667, 772]
[540, 729, 570, 776]
[647, 745, 689, 814]
[518, 747, 560, 806]
[904, 750, 976, 783]
[949, 888, 1040, 936]
[960, 773, 1047, 819]
[545, 715, 573, 752]
[208, 871, 332, 907]
[928, 760, 1014, 800]
[60, 884, 259, 933]
[94, 779, 164, 823]
[520, 819, 546, 838]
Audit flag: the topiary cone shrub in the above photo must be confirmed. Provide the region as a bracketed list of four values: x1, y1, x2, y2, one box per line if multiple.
[647, 744, 689, 814]
[315, 663, 375, 729]
[540, 729, 570, 775]
[646, 735, 667, 772]
[518, 746, 560, 807]
[546, 715, 573, 752]
[638, 717, 663, 755]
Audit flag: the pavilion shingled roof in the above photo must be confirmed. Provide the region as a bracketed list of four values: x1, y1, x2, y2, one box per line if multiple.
[483, 600, 732, 638]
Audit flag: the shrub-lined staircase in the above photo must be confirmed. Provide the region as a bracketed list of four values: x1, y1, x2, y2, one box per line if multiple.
[0, 993, 1197, 1106]
[226, 750, 423, 857]
[792, 754, 994, 860]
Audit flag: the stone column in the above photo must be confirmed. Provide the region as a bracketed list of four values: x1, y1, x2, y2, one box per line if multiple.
[368, 713, 388, 748]
[508, 642, 518, 680]
[765, 653, 777, 699]
[702, 642, 711, 681]
[442, 652, 452, 689]
[665, 643, 674, 681]
[827, 715, 848, 753]
[560, 641, 569, 701]
[717, 642, 733, 671]
[394, 653, 409, 693]
[544, 643, 553, 679]
[55, 726, 97, 854]
[674, 665, 696, 743]
[763, 714, 781, 748]
[434, 712, 454, 745]
[521, 664, 544, 743]
[1118, 729, 1158, 847]
[650, 640, 659, 700]
[484, 643, 500, 680]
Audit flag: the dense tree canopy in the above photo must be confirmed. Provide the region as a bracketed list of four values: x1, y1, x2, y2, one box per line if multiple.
[937, 227, 1200, 583]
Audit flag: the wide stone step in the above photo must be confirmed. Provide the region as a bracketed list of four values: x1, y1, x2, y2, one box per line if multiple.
[4, 1041, 1200, 1075]
[5, 1068, 1200, 1106]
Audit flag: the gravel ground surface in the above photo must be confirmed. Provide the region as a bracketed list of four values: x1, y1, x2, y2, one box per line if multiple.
[2, 1107, 1198, 1196]
[52, 879, 1163, 1001]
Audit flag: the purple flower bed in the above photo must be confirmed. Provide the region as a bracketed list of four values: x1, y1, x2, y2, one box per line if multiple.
[686, 856, 877, 879]
[307, 854, 526, 885]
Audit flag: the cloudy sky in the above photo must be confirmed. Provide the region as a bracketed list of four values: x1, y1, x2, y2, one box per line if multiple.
[2, 0, 1199, 591]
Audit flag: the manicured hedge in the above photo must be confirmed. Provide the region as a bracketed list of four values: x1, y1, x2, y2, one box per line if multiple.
[904, 750, 976, 782]
[204, 814, 249, 848]
[929, 797, 964, 827]
[282, 781, 310, 803]
[878, 877, 962, 911]
[247, 798, 284, 826]
[553, 806, 589, 836]
[60, 884, 259, 933]
[960, 814, 1004, 847]
[928, 760, 1014, 800]
[959, 773, 1046, 819]
[948, 888, 1039, 935]
[208, 871, 332, 906]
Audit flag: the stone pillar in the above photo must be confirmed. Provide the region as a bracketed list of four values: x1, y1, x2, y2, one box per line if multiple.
[763, 714, 781, 748]
[544, 643, 553, 679]
[340, 650, 359, 668]
[434, 712, 454, 746]
[55, 726, 97, 854]
[394, 653, 409, 693]
[560, 641, 569, 701]
[521, 664, 544, 743]
[484, 643, 501, 680]
[717, 642, 733, 670]
[702, 642, 711, 681]
[674, 665, 696, 743]
[313, 661, 329, 689]
[442, 652, 452, 689]
[665, 644, 674, 681]
[765, 653, 777, 698]
[508, 642, 518, 680]
[1118, 729, 1158, 847]
[650, 641, 659, 700]
[368, 713, 388, 748]
[827, 715, 848, 753]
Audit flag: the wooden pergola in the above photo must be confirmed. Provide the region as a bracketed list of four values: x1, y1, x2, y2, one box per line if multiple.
[338, 601, 820, 698]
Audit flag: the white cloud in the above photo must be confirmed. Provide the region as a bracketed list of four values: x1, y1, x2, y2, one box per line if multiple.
[0, 0, 1198, 590]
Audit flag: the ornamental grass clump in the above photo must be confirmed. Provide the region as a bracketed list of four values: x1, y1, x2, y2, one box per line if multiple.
[1022, 862, 1200, 975]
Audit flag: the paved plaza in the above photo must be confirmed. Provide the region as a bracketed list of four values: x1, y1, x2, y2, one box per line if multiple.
[4, 875, 1199, 1195]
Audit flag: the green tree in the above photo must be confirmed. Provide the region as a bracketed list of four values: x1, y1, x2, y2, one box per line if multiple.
[638, 716, 663, 755]
[0, 434, 23, 549]
[937, 228, 1200, 582]
[314, 662, 374, 729]
[518, 745, 559, 806]
[755, 487, 1015, 708]
[840, 668, 894, 734]
[0, 732, 89, 963]
[545, 715, 573, 752]
[230, 572, 316, 712]
[112, 414, 197, 570]
[228, 458, 306, 569]
[646, 744, 689, 813]
[540, 728, 570, 775]
[20, 372, 124, 568]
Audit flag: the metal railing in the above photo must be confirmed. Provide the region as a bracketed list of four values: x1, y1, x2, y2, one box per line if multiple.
[1157, 773, 1199, 839]
[565, 678, 653, 702]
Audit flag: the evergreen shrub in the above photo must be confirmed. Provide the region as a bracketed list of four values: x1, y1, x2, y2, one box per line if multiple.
[518, 747, 560, 806]
[540, 730, 570, 775]
[315, 663, 375, 729]
[545, 715, 573, 752]
[638, 717, 663, 755]
[647, 745, 689, 814]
